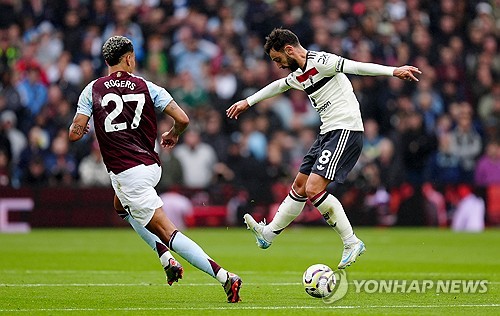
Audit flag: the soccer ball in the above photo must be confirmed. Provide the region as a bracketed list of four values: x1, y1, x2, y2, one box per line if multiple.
[302, 264, 336, 298]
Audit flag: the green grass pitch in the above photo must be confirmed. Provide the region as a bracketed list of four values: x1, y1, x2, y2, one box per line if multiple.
[0, 227, 499, 315]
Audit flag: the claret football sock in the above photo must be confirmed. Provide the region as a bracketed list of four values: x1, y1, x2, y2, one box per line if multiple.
[267, 189, 307, 239]
[169, 230, 228, 284]
[311, 190, 359, 245]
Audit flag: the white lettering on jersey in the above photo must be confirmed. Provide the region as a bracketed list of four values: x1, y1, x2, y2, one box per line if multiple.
[103, 80, 136, 91]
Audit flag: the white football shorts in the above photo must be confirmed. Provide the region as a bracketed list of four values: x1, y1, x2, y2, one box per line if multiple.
[109, 163, 163, 226]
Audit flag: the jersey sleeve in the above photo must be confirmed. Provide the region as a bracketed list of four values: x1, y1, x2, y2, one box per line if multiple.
[342, 59, 395, 76]
[246, 78, 290, 106]
[76, 80, 96, 117]
[315, 52, 395, 77]
[145, 80, 173, 112]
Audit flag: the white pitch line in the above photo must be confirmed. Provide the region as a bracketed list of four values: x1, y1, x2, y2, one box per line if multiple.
[0, 304, 498, 313]
[1, 281, 499, 287]
[0, 282, 300, 287]
[1, 270, 497, 277]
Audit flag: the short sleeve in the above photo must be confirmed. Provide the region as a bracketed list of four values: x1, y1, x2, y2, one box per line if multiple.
[146, 80, 173, 112]
[76, 80, 96, 117]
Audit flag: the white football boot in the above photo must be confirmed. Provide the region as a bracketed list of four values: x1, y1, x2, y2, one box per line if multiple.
[243, 213, 272, 249]
[338, 240, 366, 269]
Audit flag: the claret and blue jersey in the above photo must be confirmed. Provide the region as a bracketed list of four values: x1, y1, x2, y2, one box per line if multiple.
[77, 71, 173, 174]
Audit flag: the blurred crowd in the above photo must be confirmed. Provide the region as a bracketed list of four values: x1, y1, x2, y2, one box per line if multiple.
[0, 0, 499, 226]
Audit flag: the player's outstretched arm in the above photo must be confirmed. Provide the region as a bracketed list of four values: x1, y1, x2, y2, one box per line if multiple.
[226, 78, 290, 120]
[68, 113, 90, 142]
[161, 100, 189, 148]
[392, 65, 422, 82]
[341, 59, 421, 82]
[226, 99, 250, 120]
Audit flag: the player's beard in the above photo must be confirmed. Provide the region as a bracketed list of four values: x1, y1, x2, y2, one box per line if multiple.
[286, 56, 300, 72]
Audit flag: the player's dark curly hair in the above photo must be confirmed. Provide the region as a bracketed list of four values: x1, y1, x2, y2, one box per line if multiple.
[264, 28, 300, 55]
[102, 36, 134, 66]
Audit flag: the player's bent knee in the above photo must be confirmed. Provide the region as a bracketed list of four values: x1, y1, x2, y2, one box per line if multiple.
[292, 176, 308, 197]
[304, 183, 327, 200]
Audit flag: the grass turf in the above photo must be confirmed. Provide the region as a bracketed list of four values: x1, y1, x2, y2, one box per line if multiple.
[0, 227, 499, 315]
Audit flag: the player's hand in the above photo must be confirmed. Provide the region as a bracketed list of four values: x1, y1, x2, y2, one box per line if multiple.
[83, 124, 90, 135]
[393, 65, 421, 82]
[226, 100, 250, 119]
[161, 129, 179, 148]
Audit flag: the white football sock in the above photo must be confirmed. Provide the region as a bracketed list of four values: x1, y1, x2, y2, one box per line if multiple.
[123, 214, 174, 267]
[311, 190, 358, 245]
[266, 189, 307, 240]
[169, 231, 228, 284]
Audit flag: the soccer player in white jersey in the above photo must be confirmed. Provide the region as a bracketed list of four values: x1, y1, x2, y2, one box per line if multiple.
[226, 28, 421, 269]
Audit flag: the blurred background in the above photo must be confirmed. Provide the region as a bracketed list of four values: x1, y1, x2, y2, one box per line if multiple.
[0, 0, 499, 232]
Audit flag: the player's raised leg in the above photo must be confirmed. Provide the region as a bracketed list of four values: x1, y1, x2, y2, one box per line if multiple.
[148, 208, 242, 303]
[244, 173, 308, 249]
[307, 174, 365, 269]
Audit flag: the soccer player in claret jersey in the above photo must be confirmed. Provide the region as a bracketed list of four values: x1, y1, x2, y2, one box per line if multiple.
[227, 28, 421, 269]
[69, 36, 241, 303]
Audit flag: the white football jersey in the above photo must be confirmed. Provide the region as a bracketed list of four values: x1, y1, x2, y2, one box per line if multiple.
[284, 51, 364, 134]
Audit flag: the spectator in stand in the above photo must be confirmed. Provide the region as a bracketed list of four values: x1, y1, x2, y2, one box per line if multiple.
[173, 128, 218, 189]
[474, 139, 500, 187]
[201, 109, 231, 163]
[45, 131, 77, 186]
[102, 3, 145, 62]
[400, 110, 437, 185]
[34, 21, 63, 69]
[449, 102, 483, 183]
[414, 90, 442, 135]
[236, 114, 268, 162]
[375, 138, 405, 191]
[170, 71, 210, 114]
[0, 110, 26, 166]
[359, 118, 383, 166]
[143, 33, 169, 86]
[78, 138, 110, 187]
[62, 10, 85, 60]
[16, 63, 48, 121]
[169, 25, 218, 88]
[16, 125, 49, 185]
[424, 132, 463, 186]
[46, 51, 82, 86]
[478, 82, 500, 130]
[21, 154, 48, 187]
[0, 70, 23, 114]
[156, 118, 184, 192]
[451, 184, 485, 232]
